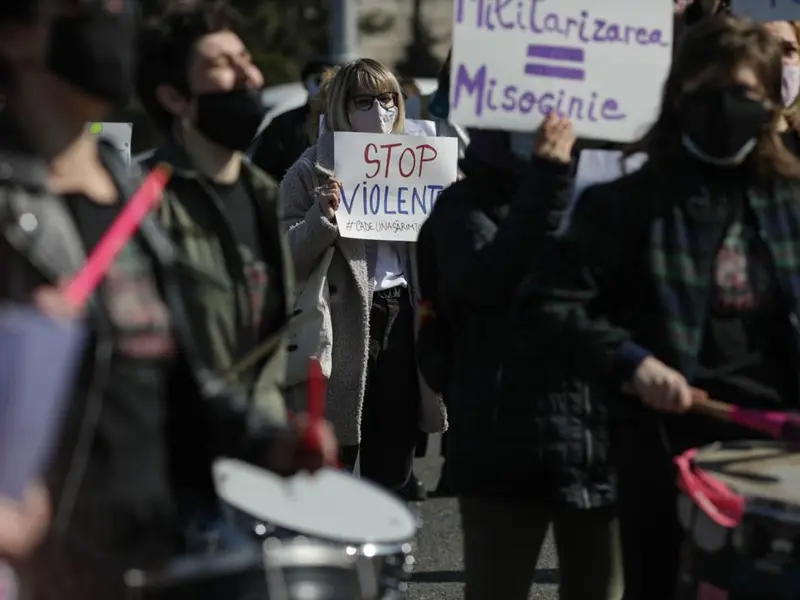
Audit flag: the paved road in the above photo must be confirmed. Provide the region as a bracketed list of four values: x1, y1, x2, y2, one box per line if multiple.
[407, 435, 559, 600]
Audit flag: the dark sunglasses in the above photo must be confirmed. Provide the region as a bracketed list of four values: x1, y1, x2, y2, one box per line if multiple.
[351, 92, 398, 111]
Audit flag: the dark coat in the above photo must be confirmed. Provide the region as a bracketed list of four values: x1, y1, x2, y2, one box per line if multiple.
[430, 154, 616, 508]
[251, 103, 311, 182]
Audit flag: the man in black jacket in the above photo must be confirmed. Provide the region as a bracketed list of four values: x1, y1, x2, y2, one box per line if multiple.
[251, 58, 338, 181]
[427, 115, 623, 600]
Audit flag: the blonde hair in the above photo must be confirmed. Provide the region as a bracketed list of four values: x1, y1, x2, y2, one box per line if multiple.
[324, 58, 405, 133]
[306, 66, 337, 144]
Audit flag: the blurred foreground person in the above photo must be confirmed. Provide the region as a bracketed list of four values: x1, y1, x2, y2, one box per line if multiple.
[519, 17, 800, 600]
[0, 2, 335, 599]
[0, 0, 74, 566]
[252, 57, 338, 181]
[279, 58, 446, 496]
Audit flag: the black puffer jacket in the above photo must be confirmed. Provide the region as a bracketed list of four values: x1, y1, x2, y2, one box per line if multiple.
[431, 151, 615, 508]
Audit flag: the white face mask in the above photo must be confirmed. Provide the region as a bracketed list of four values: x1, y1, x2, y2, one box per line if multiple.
[348, 102, 397, 134]
[783, 64, 800, 107]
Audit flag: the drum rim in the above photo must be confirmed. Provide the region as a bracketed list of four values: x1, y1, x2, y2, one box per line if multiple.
[214, 459, 419, 545]
[688, 439, 800, 515]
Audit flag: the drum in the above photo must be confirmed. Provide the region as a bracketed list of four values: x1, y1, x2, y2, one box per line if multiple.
[263, 537, 379, 600]
[674, 440, 800, 600]
[124, 539, 374, 600]
[213, 459, 417, 599]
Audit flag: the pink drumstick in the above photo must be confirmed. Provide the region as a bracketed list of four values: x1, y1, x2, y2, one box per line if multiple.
[64, 163, 172, 308]
[302, 358, 338, 467]
[691, 392, 800, 443]
[304, 358, 324, 446]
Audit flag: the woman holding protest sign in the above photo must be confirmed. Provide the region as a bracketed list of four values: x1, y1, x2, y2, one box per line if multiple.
[517, 16, 800, 600]
[278, 58, 446, 497]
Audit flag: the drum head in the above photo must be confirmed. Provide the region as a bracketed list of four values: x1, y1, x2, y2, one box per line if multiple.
[213, 459, 418, 545]
[693, 440, 800, 507]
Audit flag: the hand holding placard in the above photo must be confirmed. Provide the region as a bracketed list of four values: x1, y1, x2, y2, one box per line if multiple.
[317, 177, 341, 222]
[333, 132, 458, 241]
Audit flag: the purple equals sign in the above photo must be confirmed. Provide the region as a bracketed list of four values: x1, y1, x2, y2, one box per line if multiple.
[524, 44, 585, 81]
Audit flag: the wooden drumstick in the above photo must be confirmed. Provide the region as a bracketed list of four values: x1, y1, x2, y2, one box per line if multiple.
[689, 394, 735, 422]
[623, 383, 800, 443]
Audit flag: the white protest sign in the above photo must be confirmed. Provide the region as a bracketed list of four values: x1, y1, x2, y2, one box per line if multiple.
[334, 132, 459, 241]
[318, 116, 437, 137]
[87, 122, 132, 164]
[732, 0, 800, 21]
[450, 0, 674, 142]
[405, 119, 437, 137]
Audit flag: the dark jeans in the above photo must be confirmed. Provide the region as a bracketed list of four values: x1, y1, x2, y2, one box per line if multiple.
[615, 419, 683, 600]
[459, 497, 624, 600]
[339, 286, 420, 491]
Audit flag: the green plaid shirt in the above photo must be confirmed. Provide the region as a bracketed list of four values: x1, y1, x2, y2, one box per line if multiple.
[525, 165, 800, 382]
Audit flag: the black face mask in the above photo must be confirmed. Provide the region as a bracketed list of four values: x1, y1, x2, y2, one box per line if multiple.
[194, 88, 267, 151]
[679, 85, 771, 166]
[49, 9, 136, 107]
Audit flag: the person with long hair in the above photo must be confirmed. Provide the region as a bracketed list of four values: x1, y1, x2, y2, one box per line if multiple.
[517, 16, 800, 600]
[763, 20, 800, 153]
[279, 58, 446, 496]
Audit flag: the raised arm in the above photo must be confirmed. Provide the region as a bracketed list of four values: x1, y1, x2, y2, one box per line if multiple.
[434, 115, 574, 307]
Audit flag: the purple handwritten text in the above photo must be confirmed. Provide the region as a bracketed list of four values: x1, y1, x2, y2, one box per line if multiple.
[454, 0, 670, 48]
[452, 63, 626, 122]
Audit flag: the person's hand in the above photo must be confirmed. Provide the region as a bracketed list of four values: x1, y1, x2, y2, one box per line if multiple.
[532, 112, 575, 164]
[0, 482, 50, 562]
[627, 357, 693, 413]
[33, 282, 82, 319]
[266, 415, 338, 476]
[318, 178, 341, 222]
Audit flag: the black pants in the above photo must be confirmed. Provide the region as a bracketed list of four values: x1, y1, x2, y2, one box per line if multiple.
[340, 286, 420, 491]
[615, 418, 683, 600]
[459, 497, 624, 600]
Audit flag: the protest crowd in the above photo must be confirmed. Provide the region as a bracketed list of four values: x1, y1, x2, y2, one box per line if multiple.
[4, 0, 800, 599]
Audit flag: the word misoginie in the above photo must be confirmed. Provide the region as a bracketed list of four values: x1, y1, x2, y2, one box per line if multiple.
[338, 142, 445, 217]
[454, 64, 625, 123]
[455, 0, 670, 47]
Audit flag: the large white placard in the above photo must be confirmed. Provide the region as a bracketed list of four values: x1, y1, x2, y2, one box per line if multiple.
[450, 0, 674, 142]
[333, 132, 459, 241]
[732, 0, 800, 21]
